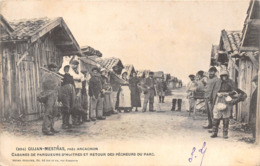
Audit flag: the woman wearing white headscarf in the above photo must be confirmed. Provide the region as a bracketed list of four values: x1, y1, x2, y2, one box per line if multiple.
[115, 71, 132, 112]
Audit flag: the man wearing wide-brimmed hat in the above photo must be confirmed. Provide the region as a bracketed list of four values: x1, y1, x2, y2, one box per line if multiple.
[209, 69, 236, 139]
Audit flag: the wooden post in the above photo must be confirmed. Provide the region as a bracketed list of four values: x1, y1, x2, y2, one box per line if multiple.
[256, 45, 260, 145]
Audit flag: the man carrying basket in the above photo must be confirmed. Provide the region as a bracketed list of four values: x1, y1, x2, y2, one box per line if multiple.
[209, 70, 236, 139]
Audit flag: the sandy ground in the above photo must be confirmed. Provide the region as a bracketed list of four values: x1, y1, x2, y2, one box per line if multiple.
[1, 87, 260, 166]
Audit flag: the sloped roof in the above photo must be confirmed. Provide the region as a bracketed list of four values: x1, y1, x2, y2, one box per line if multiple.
[0, 14, 14, 35]
[122, 64, 135, 78]
[81, 46, 102, 57]
[97, 57, 124, 71]
[0, 16, 82, 56]
[1, 17, 55, 41]
[240, 0, 260, 51]
[136, 70, 150, 78]
[220, 30, 242, 56]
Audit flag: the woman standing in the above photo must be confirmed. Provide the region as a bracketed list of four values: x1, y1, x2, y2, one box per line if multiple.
[129, 72, 141, 111]
[101, 68, 113, 116]
[116, 71, 132, 112]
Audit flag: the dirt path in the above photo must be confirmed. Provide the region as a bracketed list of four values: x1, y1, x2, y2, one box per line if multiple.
[1, 87, 259, 166]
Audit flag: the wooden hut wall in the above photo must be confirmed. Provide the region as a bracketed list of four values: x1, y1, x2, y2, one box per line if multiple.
[237, 56, 258, 123]
[228, 59, 236, 83]
[0, 35, 63, 121]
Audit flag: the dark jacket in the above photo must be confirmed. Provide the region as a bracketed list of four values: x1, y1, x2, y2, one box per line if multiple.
[61, 73, 75, 87]
[88, 75, 103, 98]
[205, 76, 218, 101]
[143, 77, 156, 95]
[210, 78, 237, 106]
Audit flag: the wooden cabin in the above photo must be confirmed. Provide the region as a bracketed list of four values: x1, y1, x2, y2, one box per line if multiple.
[209, 30, 242, 121]
[0, 15, 81, 121]
[97, 57, 125, 92]
[136, 70, 150, 79]
[237, 0, 260, 123]
[79, 46, 102, 73]
[210, 45, 220, 66]
[167, 76, 178, 90]
[217, 30, 242, 85]
[81, 45, 102, 62]
[97, 57, 124, 75]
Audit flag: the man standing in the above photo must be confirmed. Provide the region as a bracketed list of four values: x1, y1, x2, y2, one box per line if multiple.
[69, 60, 84, 126]
[142, 72, 156, 112]
[203, 67, 218, 129]
[41, 63, 61, 135]
[89, 67, 106, 120]
[210, 70, 236, 139]
[156, 77, 167, 103]
[186, 74, 197, 112]
[59, 65, 75, 129]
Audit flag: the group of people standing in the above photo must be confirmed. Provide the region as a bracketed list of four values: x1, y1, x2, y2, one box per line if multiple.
[187, 66, 247, 139]
[39, 60, 168, 136]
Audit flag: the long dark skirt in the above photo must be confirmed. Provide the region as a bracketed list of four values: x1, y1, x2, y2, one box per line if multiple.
[131, 88, 141, 107]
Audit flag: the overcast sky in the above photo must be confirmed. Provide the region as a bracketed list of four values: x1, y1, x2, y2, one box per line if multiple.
[0, 0, 250, 83]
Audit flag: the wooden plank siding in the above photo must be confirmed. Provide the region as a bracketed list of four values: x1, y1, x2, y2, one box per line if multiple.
[237, 54, 258, 123]
[0, 33, 63, 121]
[0, 44, 4, 118]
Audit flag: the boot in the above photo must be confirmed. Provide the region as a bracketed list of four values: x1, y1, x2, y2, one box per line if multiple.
[177, 99, 182, 111]
[223, 118, 229, 139]
[159, 96, 162, 103]
[162, 96, 165, 103]
[171, 99, 177, 111]
[211, 119, 220, 138]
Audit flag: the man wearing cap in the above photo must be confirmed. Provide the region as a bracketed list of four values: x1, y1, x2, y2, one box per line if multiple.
[69, 59, 84, 125]
[41, 63, 61, 135]
[142, 72, 156, 112]
[187, 74, 197, 112]
[89, 67, 106, 120]
[209, 69, 236, 139]
[203, 67, 218, 129]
